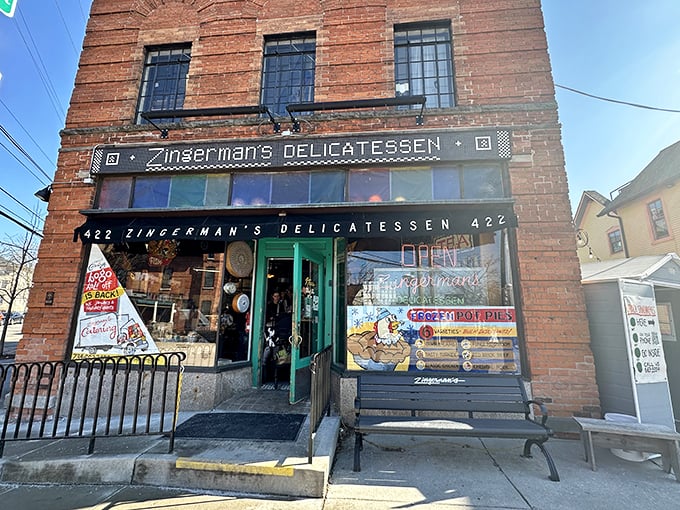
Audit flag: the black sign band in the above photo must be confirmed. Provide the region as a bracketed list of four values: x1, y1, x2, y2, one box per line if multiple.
[91, 129, 511, 175]
[74, 205, 517, 244]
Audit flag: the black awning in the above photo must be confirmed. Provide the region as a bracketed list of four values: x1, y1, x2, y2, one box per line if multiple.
[74, 204, 517, 244]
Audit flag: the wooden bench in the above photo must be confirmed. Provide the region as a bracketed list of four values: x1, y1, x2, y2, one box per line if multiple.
[573, 416, 680, 481]
[353, 373, 559, 481]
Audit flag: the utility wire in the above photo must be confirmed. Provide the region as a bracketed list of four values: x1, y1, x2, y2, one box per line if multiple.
[0, 210, 43, 238]
[0, 139, 51, 186]
[556, 84, 680, 114]
[0, 125, 53, 182]
[0, 203, 40, 234]
[15, 10, 67, 121]
[53, 0, 81, 56]
[0, 186, 45, 224]
[0, 98, 57, 168]
[77, 0, 90, 23]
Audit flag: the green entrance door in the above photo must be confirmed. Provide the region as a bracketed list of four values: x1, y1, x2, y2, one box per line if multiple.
[253, 239, 331, 404]
[289, 243, 326, 403]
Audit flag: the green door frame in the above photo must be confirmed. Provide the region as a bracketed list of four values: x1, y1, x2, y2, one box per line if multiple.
[251, 238, 333, 393]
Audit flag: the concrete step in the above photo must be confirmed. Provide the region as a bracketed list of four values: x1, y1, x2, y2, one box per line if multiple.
[0, 416, 341, 498]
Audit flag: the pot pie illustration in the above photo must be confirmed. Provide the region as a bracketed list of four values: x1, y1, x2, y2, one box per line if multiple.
[347, 308, 411, 370]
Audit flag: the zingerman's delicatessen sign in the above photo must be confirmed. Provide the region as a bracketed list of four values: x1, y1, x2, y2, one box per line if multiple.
[79, 129, 521, 375]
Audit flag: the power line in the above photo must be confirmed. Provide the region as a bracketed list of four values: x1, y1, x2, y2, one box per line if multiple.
[556, 84, 680, 114]
[15, 10, 67, 121]
[53, 0, 81, 56]
[0, 186, 45, 225]
[0, 98, 57, 169]
[0, 202, 41, 232]
[0, 125, 53, 182]
[0, 139, 51, 186]
[0, 210, 43, 238]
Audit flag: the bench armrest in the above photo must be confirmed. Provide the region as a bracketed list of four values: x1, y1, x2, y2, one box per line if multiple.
[527, 399, 549, 426]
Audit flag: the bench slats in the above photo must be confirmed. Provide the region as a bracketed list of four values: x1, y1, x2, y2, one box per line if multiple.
[357, 416, 549, 439]
[353, 373, 560, 481]
[358, 400, 527, 414]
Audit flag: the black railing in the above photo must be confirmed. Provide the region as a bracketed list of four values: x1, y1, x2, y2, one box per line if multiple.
[0, 353, 185, 457]
[308, 346, 332, 463]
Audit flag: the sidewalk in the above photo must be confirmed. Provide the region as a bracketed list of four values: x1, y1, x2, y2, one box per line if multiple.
[1, 426, 680, 509]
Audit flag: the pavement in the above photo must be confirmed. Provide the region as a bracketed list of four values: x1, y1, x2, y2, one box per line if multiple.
[1, 323, 680, 509]
[1, 432, 680, 509]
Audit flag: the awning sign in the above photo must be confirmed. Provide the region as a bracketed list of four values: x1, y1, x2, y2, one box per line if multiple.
[74, 206, 517, 244]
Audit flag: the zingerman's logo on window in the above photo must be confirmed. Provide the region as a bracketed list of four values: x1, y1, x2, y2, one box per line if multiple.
[90, 129, 512, 175]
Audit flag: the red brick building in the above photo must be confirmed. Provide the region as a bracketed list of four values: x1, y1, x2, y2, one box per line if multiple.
[20, 0, 600, 426]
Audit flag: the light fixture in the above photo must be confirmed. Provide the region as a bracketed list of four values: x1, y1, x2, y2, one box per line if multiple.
[34, 185, 52, 203]
[286, 95, 427, 132]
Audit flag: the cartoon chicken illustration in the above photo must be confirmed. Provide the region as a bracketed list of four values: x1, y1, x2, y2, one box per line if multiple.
[374, 309, 402, 345]
[347, 307, 411, 371]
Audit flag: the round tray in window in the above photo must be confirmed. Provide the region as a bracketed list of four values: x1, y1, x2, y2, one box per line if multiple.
[226, 241, 253, 278]
[232, 293, 250, 313]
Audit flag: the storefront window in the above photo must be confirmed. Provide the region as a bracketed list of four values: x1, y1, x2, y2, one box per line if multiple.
[96, 164, 504, 211]
[345, 230, 519, 374]
[169, 175, 207, 208]
[99, 177, 133, 209]
[432, 167, 461, 200]
[310, 170, 345, 203]
[132, 176, 171, 208]
[391, 168, 432, 201]
[348, 169, 390, 202]
[462, 164, 504, 198]
[232, 174, 272, 206]
[272, 172, 310, 204]
[74, 241, 253, 367]
[205, 175, 231, 207]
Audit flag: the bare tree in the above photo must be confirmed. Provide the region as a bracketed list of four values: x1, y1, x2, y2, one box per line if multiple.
[0, 232, 39, 356]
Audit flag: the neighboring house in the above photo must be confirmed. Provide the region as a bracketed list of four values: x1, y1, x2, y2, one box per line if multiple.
[0, 257, 31, 314]
[574, 191, 622, 264]
[575, 140, 680, 262]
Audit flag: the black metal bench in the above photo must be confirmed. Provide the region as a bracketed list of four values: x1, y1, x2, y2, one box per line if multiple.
[353, 373, 560, 481]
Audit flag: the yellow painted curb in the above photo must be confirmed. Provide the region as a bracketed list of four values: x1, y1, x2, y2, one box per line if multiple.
[176, 458, 295, 477]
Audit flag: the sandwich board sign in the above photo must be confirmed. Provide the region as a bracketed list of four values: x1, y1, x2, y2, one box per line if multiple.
[1, 0, 18, 18]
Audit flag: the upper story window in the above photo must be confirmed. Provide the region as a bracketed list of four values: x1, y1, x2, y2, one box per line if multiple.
[394, 22, 455, 109]
[136, 44, 192, 124]
[261, 33, 316, 117]
[647, 199, 670, 240]
[608, 229, 623, 253]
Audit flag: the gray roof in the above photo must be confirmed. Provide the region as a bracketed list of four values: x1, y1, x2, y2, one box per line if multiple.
[574, 190, 611, 226]
[581, 253, 680, 287]
[598, 139, 680, 216]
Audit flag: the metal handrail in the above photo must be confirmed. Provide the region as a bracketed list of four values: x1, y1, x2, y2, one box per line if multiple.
[308, 346, 332, 463]
[0, 352, 185, 457]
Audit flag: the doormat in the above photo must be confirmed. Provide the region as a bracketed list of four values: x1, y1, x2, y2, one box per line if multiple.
[174, 412, 306, 441]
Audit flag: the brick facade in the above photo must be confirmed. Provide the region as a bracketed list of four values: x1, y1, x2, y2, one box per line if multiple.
[19, 0, 601, 419]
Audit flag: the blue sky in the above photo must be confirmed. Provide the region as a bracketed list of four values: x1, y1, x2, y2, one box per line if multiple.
[1, 1, 679, 239]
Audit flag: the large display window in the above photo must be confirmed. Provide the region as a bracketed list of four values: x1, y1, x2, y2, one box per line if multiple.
[345, 229, 519, 374]
[72, 241, 253, 367]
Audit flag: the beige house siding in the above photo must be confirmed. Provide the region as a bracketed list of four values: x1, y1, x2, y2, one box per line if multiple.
[616, 185, 680, 257]
[575, 198, 623, 263]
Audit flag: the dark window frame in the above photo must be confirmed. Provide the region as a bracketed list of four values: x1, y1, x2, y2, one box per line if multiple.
[135, 44, 192, 124]
[647, 198, 670, 240]
[261, 32, 316, 117]
[607, 229, 623, 254]
[394, 21, 455, 109]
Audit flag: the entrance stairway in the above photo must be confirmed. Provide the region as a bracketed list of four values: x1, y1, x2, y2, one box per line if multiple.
[133, 387, 341, 498]
[0, 387, 341, 498]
